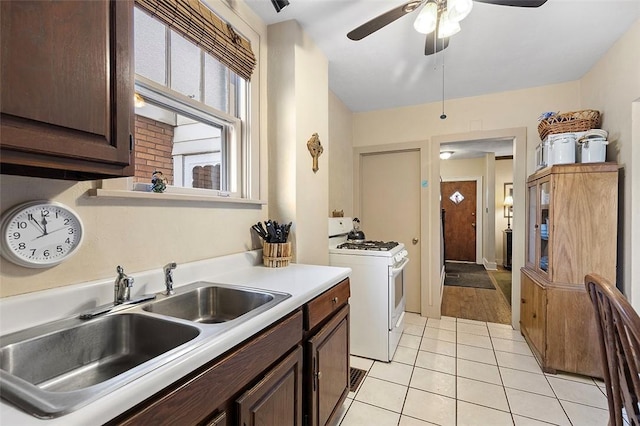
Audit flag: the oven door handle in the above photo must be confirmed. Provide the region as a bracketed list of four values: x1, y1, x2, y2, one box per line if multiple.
[389, 257, 409, 276]
[394, 311, 405, 329]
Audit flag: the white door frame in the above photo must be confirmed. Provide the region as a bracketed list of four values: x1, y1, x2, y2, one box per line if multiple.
[431, 128, 527, 329]
[441, 176, 483, 265]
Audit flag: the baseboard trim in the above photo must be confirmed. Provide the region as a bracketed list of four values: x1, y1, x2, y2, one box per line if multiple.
[483, 258, 497, 271]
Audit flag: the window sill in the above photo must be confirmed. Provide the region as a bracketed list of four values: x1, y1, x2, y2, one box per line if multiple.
[87, 188, 266, 206]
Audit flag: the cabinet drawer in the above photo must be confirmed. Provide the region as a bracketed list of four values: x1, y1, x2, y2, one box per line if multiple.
[304, 279, 350, 331]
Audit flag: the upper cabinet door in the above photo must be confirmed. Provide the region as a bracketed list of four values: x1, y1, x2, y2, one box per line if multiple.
[1, 0, 134, 180]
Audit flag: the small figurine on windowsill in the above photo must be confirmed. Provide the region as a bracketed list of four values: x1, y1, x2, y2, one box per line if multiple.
[151, 170, 167, 193]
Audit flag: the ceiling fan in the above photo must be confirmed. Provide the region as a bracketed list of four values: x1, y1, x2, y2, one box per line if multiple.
[347, 0, 548, 56]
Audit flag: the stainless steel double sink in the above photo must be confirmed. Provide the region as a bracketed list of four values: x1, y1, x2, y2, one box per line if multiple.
[0, 282, 291, 418]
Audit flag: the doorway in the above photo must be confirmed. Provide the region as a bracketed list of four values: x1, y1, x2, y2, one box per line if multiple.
[360, 149, 421, 313]
[431, 128, 526, 329]
[441, 179, 480, 263]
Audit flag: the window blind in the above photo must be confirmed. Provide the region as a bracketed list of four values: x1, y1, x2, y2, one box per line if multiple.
[135, 0, 256, 81]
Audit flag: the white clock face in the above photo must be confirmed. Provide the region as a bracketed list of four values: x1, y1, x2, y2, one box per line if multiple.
[1, 201, 84, 268]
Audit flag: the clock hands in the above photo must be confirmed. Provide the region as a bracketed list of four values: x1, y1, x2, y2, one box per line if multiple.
[34, 226, 68, 240]
[32, 211, 68, 241]
[29, 216, 46, 235]
[40, 211, 49, 235]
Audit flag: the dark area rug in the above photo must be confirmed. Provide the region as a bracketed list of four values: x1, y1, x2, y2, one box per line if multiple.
[444, 262, 495, 289]
[489, 269, 512, 305]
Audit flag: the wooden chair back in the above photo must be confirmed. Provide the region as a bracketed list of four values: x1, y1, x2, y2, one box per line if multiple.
[585, 273, 640, 426]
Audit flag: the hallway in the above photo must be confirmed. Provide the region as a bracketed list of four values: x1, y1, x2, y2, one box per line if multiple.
[441, 267, 512, 324]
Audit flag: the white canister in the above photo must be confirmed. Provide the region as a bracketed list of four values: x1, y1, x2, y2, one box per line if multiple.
[579, 137, 608, 163]
[535, 139, 550, 169]
[548, 133, 576, 165]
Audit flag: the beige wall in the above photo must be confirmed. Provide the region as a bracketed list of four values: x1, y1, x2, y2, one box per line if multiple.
[353, 81, 580, 174]
[579, 19, 640, 305]
[495, 159, 514, 265]
[267, 20, 329, 265]
[328, 91, 354, 217]
[0, 0, 270, 297]
[441, 157, 486, 177]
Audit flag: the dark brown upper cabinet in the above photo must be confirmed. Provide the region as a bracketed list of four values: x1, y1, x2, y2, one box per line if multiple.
[1, 0, 134, 180]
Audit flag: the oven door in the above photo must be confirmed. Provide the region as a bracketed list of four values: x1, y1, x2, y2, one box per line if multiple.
[388, 257, 408, 358]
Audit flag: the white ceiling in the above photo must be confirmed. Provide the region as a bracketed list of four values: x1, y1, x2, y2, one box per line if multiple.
[441, 138, 515, 159]
[244, 0, 640, 114]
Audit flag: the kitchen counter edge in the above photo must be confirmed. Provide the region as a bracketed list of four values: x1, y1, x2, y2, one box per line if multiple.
[0, 250, 351, 425]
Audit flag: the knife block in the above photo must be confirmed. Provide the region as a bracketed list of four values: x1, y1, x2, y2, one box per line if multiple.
[262, 242, 292, 267]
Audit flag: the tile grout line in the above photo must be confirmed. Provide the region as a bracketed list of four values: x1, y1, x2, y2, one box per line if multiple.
[395, 319, 426, 426]
[487, 319, 518, 425]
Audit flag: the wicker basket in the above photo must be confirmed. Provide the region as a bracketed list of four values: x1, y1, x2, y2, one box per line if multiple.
[262, 242, 292, 268]
[538, 110, 601, 141]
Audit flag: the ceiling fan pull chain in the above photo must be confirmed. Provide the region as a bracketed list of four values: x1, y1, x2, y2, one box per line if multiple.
[440, 51, 447, 120]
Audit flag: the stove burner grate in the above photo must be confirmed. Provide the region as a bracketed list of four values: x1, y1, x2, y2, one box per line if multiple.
[337, 240, 399, 251]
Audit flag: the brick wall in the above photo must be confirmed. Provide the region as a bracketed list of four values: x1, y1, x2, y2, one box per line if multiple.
[134, 115, 174, 184]
[192, 164, 221, 190]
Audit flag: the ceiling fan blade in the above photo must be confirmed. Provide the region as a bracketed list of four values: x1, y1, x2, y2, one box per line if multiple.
[473, 0, 548, 7]
[347, 0, 424, 41]
[425, 33, 449, 56]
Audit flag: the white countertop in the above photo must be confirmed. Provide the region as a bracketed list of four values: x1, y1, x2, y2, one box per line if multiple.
[0, 250, 351, 425]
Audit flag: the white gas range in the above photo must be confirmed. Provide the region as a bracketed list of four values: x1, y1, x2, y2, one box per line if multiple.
[328, 217, 409, 362]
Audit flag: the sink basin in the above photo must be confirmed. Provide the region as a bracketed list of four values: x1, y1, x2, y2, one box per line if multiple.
[143, 284, 290, 324]
[0, 282, 290, 419]
[0, 313, 200, 418]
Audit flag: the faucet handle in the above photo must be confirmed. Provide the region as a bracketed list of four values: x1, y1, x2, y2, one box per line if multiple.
[164, 262, 177, 296]
[123, 276, 134, 287]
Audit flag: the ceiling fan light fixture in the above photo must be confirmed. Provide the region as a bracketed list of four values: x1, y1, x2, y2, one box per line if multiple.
[447, 0, 473, 22]
[440, 151, 454, 160]
[437, 10, 461, 38]
[413, 1, 438, 34]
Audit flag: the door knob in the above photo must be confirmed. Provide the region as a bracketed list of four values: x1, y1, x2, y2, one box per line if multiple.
[412, 238, 419, 245]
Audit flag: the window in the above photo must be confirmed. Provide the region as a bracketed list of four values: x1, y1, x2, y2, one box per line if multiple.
[132, 5, 255, 199]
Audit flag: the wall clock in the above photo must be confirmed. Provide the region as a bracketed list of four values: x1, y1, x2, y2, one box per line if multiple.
[0, 201, 84, 268]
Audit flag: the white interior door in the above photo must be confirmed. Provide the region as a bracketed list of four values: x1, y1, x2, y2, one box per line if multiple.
[361, 150, 421, 313]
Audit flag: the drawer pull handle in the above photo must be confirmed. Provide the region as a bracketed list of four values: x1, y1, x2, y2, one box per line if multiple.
[332, 297, 338, 304]
[521, 299, 526, 304]
[533, 313, 537, 319]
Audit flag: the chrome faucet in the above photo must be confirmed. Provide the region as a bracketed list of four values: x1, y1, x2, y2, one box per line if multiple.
[164, 262, 177, 295]
[79, 266, 156, 319]
[114, 265, 134, 305]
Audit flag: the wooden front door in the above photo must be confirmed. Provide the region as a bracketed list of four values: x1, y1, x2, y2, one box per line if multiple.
[441, 180, 477, 262]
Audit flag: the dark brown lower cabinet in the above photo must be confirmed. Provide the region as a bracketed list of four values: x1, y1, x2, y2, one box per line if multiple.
[108, 311, 303, 426]
[303, 279, 350, 426]
[203, 411, 227, 426]
[237, 346, 303, 425]
[307, 305, 349, 426]
[108, 278, 351, 426]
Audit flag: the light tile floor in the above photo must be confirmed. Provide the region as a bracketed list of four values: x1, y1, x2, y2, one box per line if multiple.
[335, 313, 611, 426]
